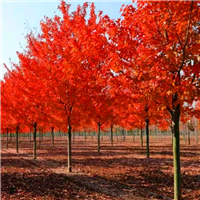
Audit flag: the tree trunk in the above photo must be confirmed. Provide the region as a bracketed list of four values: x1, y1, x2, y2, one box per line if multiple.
[140, 128, 143, 148]
[145, 119, 149, 158]
[154, 126, 157, 141]
[10, 132, 12, 141]
[30, 128, 31, 143]
[98, 122, 101, 152]
[160, 131, 162, 141]
[41, 131, 43, 141]
[170, 103, 181, 200]
[84, 130, 86, 142]
[68, 125, 72, 172]
[51, 127, 54, 146]
[188, 129, 190, 145]
[123, 129, 125, 142]
[133, 130, 135, 142]
[16, 126, 19, 153]
[111, 125, 113, 146]
[59, 129, 61, 140]
[116, 128, 118, 143]
[33, 123, 37, 159]
[6, 128, 9, 149]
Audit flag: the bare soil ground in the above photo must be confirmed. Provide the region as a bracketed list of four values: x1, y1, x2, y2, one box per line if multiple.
[1, 135, 200, 200]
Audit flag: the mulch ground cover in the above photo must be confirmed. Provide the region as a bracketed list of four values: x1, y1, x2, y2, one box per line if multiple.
[1, 135, 200, 199]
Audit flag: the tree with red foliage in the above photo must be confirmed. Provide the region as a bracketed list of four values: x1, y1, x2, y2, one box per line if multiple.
[17, 1, 110, 171]
[106, 1, 200, 199]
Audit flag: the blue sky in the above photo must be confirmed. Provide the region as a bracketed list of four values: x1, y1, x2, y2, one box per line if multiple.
[1, 0, 133, 80]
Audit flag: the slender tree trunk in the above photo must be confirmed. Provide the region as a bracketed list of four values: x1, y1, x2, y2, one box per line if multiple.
[16, 126, 19, 153]
[33, 123, 37, 159]
[116, 128, 118, 143]
[30, 128, 31, 143]
[10, 132, 12, 141]
[160, 131, 162, 141]
[68, 125, 72, 172]
[6, 128, 9, 149]
[154, 126, 157, 141]
[51, 127, 54, 146]
[145, 119, 149, 158]
[59, 129, 61, 140]
[41, 131, 43, 141]
[98, 122, 101, 152]
[78, 131, 80, 138]
[133, 130, 135, 142]
[140, 128, 143, 148]
[123, 129, 125, 142]
[188, 128, 190, 145]
[171, 104, 181, 200]
[111, 125, 113, 146]
[84, 130, 86, 142]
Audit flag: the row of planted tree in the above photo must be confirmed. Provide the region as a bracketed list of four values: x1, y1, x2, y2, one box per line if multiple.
[1, 1, 200, 200]
[2, 122, 199, 154]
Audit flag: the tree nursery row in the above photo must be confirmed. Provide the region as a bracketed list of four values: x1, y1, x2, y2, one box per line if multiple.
[1, 1, 200, 200]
